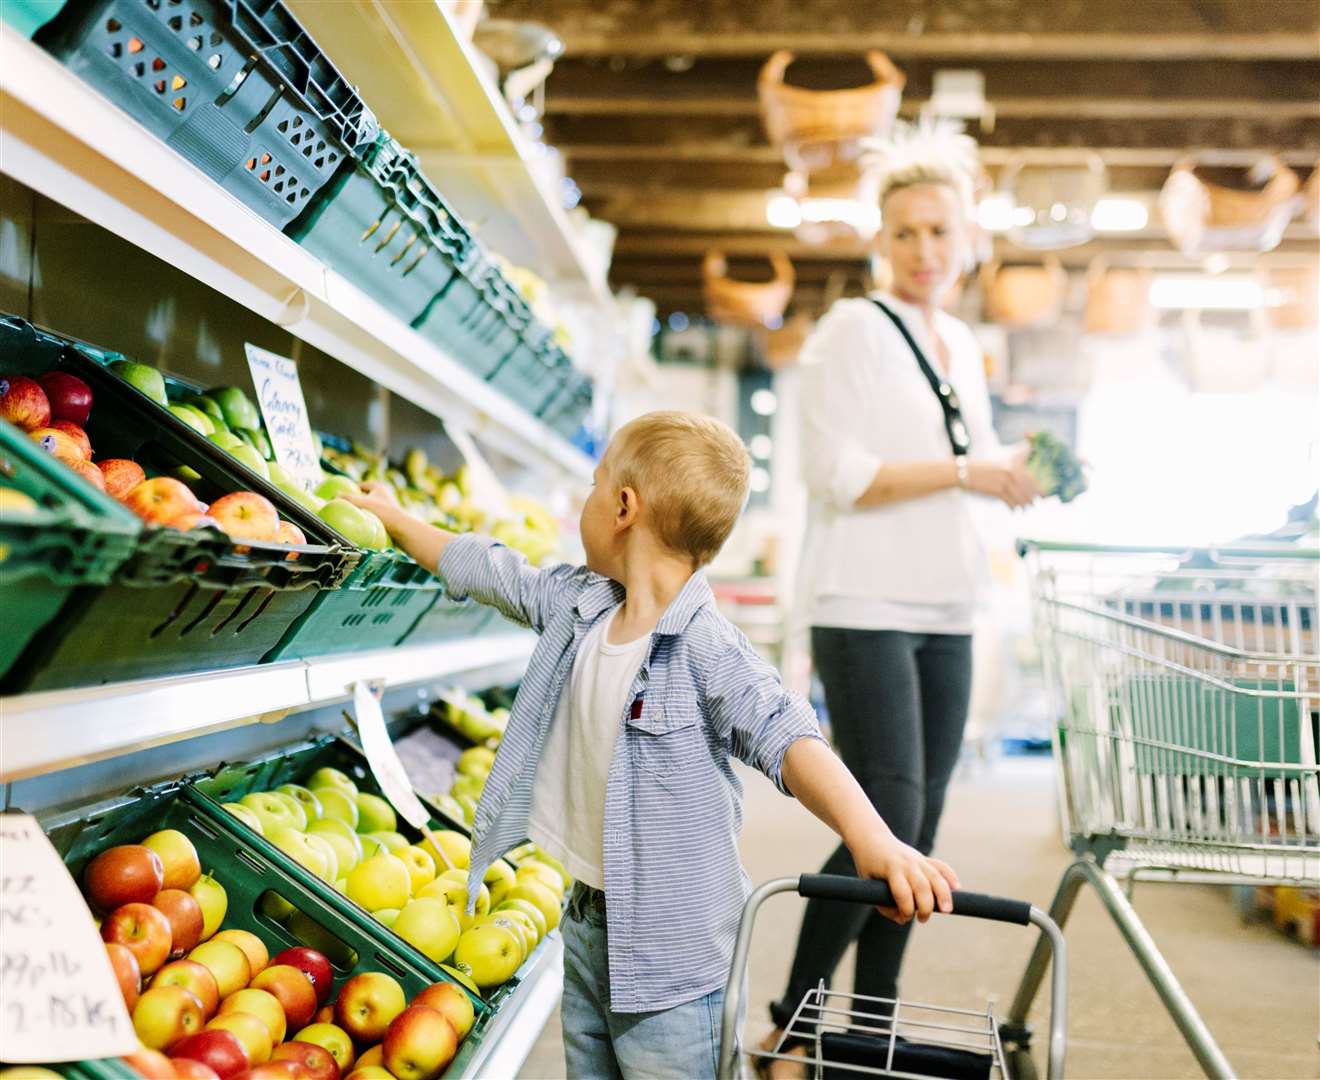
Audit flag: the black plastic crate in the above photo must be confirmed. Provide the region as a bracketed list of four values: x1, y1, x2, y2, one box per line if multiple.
[37, 0, 377, 228]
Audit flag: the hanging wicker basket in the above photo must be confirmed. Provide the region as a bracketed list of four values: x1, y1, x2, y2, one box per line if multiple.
[1084, 259, 1153, 335]
[703, 251, 795, 327]
[979, 257, 1068, 328]
[1158, 155, 1300, 255]
[758, 50, 905, 175]
[758, 312, 816, 369]
[1260, 265, 1318, 331]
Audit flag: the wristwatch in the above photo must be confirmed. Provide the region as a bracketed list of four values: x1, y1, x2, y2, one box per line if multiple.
[955, 454, 970, 490]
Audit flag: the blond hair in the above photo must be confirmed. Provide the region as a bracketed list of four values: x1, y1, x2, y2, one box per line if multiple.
[606, 411, 750, 567]
[862, 117, 979, 218]
[879, 161, 974, 218]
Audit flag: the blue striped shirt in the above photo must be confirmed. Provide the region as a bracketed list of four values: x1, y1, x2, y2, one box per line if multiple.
[440, 534, 824, 1012]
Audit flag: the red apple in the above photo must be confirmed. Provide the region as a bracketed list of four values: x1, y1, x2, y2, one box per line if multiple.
[85, 845, 165, 911]
[271, 948, 334, 1006]
[208, 492, 279, 543]
[382, 1005, 458, 1080]
[410, 982, 474, 1042]
[173, 1058, 223, 1080]
[251, 963, 318, 1031]
[153, 888, 205, 958]
[38, 371, 92, 425]
[105, 941, 142, 1012]
[166, 509, 223, 532]
[275, 520, 306, 560]
[171, 1028, 251, 1080]
[272, 1040, 341, 1080]
[153, 958, 220, 1018]
[50, 420, 92, 459]
[121, 1048, 176, 1079]
[334, 973, 406, 1045]
[124, 476, 203, 526]
[29, 425, 88, 466]
[71, 457, 108, 492]
[0, 375, 51, 430]
[206, 1012, 273, 1066]
[313, 1004, 334, 1025]
[144, 829, 202, 891]
[103, 901, 174, 975]
[133, 983, 206, 1050]
[234, 1064, 306, 1080]
[98, 458, 147, 499]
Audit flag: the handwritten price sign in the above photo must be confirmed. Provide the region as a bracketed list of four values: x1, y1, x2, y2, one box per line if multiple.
[0, 814, 137, 1062]
[244, 344, 323, 491]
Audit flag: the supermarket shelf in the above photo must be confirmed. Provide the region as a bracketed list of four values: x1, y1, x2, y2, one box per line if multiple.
[0, 632, 537, 783]
[462, 936, 564, 1080]
[285, 0, 611, 306]
[0, 31, 595, 485]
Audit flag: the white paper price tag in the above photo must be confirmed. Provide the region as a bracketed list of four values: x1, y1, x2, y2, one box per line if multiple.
[0, 814, 138, 1062]
[244, 343, 322, 491]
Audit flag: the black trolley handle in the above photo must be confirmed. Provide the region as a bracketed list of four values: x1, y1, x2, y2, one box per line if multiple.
[716, 875, 1068, 1080]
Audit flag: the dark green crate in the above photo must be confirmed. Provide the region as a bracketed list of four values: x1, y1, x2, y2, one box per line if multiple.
[289, 132, 477, 327]
[487, 340, 572, 417]
[0, 417, 141, 680]
[403, 592, 497, 648]
[264, 547, 445, 662]
[413, 255, 517, 380]
[1, 0, 67, 36]
[540, 371, 594, 440]
[55, 1059, 141, 1080]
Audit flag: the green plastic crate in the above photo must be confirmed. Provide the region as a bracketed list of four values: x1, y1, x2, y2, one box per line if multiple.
[486, 339, 573, 417]
[55, 1059, 141, 1080]
[413, 254, 518, 380]
[2, 0, 67, 36]
[404, 592, 498, 647]
[0, 417, 141, 680]
[289, 131, 478, 327]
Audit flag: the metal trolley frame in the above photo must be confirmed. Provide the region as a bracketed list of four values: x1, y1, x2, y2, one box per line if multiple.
[718, 875, 1068, 1080]
[1005, 540, 1319, 1078]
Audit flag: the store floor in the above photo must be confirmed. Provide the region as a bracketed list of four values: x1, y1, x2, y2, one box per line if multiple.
[518, 757, 1317, 1079]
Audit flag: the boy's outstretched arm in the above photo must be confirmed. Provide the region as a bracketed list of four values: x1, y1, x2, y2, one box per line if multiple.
[781, 738, 959, 925]
[343, 488, 454, 573]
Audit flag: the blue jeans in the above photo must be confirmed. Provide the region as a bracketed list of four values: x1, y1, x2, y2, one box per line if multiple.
[561, 884, 729, 1079]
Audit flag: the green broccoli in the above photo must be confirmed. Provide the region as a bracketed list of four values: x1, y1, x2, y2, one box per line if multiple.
[1026, 431, 1088, 503]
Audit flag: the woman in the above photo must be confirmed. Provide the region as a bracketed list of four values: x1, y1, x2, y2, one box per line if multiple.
[761, 146, 1038, 1074]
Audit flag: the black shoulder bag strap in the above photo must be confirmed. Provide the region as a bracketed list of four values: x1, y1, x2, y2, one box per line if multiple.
[870, 297, 971, 456]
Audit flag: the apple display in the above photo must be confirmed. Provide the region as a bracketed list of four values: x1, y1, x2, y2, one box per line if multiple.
[418, 832, 469, 873]
[306, 820, 363, 876]
[250, 964, 318, 1031]
[122, 1047, 177, 1080]
[239, 792, 302, 835]
[0, 375, 51, 430]
[219, 988, 287, 1045]
[291, 1024, 355, 1074]
[72, 458, 108, 491]
[360, 508, 389, 551]
[313, 476, 359, 501]
[213, 929, 268, 978]
[37, 371, 92, 425]
[271, 1040, 340, 1080]
[267, 826, 333, 882]
[505, 881, 561, 933]
[438, 869, 488, 918]
[397, 846, 437, 894]
[152, 888, 205, 957]
[392, 899, 461, 965]
[142, 829, 202, 890]
[277, 785, 323, 823]
[316, 499, 376, 549]
[83, 842, 166, 910]
[345, 854, 411, 912]
[152, 958, 220, 1018]
[123, 477, 203, 527]
[495, 898, 547, 942]
[190, 874, 229, 941]
[110, 360, 169, 406]
[268, 948, 333, 1007]
[188, 939, 252, 998]
[354, 794, 397, 834]
[206, 1011, 273, 1066]
[334, 972, 406, 1044]
[102, 901, 173, 975]
[271, 792, 310, 830]
[171, 1057, 222, 1080]
[51, 420, 92, 459]
[306, 768, 358, 800]
[382, 1005, 458, 1080]
[480, 914, 529, 964]
[209, 430, 247, 453]
[516, 861, 565, 897]
[362, 831, 407, 854]
[29, 426, 85, 465]
[169, 404, 215, 436]
[453, 924, 521, 989]
[417, 878, 476, 933]
[311, 788, 359, 830]
[209, 492, 279, 543]
[229, 443, 271, 482]
[489, 909, 539, 956]
[220, 802, 265, 835]
[411, 982, 474, 1043]
[170, 1029, 251, 1080]
[209, 387, 261, 431]
[133, 984, 206, 1050]
[105, 941, 142, 1011]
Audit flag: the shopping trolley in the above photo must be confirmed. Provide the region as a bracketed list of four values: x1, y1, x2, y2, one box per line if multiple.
[718, 875, 1068, 1080]
[1005, 540, 1320, 1079]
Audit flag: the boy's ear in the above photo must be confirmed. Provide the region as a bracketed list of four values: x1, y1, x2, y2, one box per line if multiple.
[616, 485, 640, 529]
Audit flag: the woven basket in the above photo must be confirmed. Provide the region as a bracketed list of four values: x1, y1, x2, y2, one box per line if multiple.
[758, 313, 816, 369]
[1261, 265, 1318, 331]
[758, 50, 904, 174]
[703, 251, 795, 327]
[980, 257, 1067, 327]
[1159, 155, 1300, 255]
[1084, 260, 1153, 335]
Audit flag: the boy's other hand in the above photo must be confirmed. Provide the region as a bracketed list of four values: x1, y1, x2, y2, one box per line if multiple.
[851, 835, 958, 925]
[342, 483, 402, 520]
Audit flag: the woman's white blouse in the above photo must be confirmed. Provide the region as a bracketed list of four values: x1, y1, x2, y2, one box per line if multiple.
[797, 293, 1002, 631]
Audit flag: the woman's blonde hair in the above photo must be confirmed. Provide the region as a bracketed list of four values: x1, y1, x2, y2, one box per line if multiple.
[863, 118, 979, 219]
[606, 411, 751, 567]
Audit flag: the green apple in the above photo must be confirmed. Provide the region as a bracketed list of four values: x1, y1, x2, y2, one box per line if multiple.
[110, 360, 168, 405]
[496, 898, 548, 943]
[315, 475, 360, 501]
[173, 464, 203, 484]
[451, 773, 485, 802]
[431, 793, 467, 825]
[527, 850, 568, 882]
[278, 784, 324, 823]
[456, 747, 495, 779]
[308, 766, 358, 797]
[418, 877, 476, 932]
[346, 853, 411, 912]
[364, 830, 408, 853]
[221, 801, 265, 835]
[307, 818, 364, 875]
[208, 430, 247, 453]
[453, 923, 521, 989]
[359, 508, 389, 550]
[303, 833, 340, 882]
[209, 386, 261, 431]
[356, 793, 398, 834]
[169, 403, 214, 435]
[240, 791, 302, 834]
[185, 395, 228, 429]
[230, 442, 270, 481]
[393, 898, 461, 964]
[358, 835, 387, 860]
[483, 860, 517, 909]
[506, 881, 561, 932]
[318, 498, 376, 548]
[397, 845, 437, 894]
[454, 794, 478, 824]
[333, 877, 349, 894]
[315, 787, 360, 829]
[373, 908, 400, 928]
[271, 790, 309, 830]
[268, 825, 332, 880]
[236, 426, 273, 461]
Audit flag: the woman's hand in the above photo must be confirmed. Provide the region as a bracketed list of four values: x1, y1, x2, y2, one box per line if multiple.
[849, 833, 959, 925]
[966, 449, 1040, 509]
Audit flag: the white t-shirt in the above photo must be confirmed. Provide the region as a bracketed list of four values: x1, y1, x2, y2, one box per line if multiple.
[527, 606, 651, 889]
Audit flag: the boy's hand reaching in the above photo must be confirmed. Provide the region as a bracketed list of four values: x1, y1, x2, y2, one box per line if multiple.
[850, 833, 958, 924]
[342, 482, 401, 520]
[339, 484, 456, 573]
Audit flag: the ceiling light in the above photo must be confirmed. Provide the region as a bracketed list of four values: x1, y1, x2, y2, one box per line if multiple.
[1150, 275, 1264, 310]
[799, 197, 880, 236]
[750, 389, 779, 416]
[667, 311, 690, 331]
[749, 434, 773, 460]
[749, 466, 772, 494]
[766, 193, 803, 229]
[1091, 197, 1149, 232]
[976, 194, 1015, 232]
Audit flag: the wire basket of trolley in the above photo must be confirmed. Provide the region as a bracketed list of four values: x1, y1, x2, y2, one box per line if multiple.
[1002, 540, 1319, 1079]
[717, 874, 1068, 1080]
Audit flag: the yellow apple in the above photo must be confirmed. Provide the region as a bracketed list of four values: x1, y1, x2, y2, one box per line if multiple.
[277, 784, 324, 823]
[307, 819, 364, 875]
[393, 898, 461, 965]
[516, 862, 565, 898]
[218, 988, 286, 1044]
[505, 881, 561, 933]
[307, 767, 358, 800]
[346, 854, 411, 912]
[271, 792, 309, 831]
[304, 834, 341, 883]
[220, 802, 264, 836]
[482, 860, 516, 909]
[314, 788, 360, 829]
[364, 831, 408, 853]
[453, 924, 521, 989]
[397, 846, 437, 894]
[355, 793, 397, 834]
[419, 831, 469, 873]
[495, 898, 547, 943]
[481, 913, 531, 962]
[267, 825, 331, 881]
[189, 874, 228, 942]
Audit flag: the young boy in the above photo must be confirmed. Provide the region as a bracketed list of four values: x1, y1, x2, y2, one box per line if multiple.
[347, 411, 958, 1079]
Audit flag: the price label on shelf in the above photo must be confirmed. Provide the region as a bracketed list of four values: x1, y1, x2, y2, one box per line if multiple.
[244, 343, 322, 491]
[0, 814, 137, 1062]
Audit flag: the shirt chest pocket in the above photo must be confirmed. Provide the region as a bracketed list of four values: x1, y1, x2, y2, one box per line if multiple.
[626, 703, 704, 777]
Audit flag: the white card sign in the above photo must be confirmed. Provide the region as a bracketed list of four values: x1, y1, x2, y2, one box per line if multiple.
[244, 343, 322, 490]
[0, 814, 138, 1063]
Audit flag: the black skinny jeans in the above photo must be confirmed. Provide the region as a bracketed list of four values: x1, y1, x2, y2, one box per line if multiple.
[771, 626, 973, 1029]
